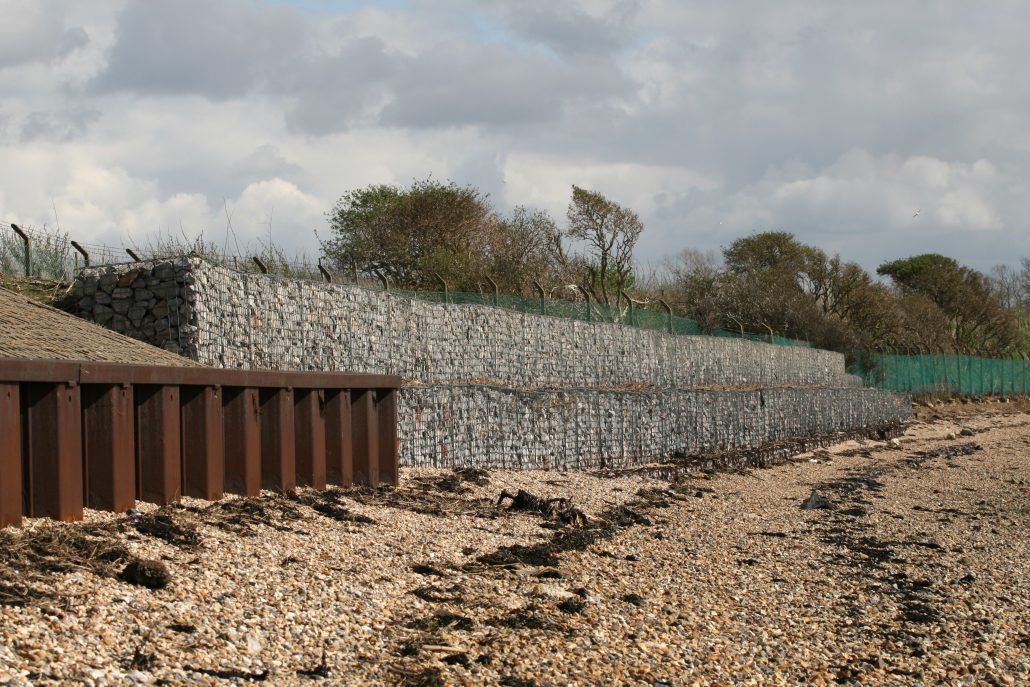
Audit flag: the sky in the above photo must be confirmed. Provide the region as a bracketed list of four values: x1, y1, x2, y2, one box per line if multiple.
[1, 0, 1028, 274]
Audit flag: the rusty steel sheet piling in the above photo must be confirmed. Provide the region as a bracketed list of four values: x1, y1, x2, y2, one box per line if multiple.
[82, 383, 135, 513]
[181, 385, 225, 501]
[351, 389, 379, 487]
[135, 385, 182, 505]
[0, 359, 400, 527]
[295, 388, 327, 490]
[259, 387, 296, 493]
[223, 387, 261, 497]
[325, 389, 353, 487]
[0, 383, 21, 527]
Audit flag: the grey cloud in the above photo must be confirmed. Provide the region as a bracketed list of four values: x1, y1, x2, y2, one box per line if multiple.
[89, 0, 633, 133]
[499, 4, 630, 56]
[19, 106, 100, 142]
[90, 0, 307, 98]
[281, 37, 397, 136]
[230, 144, 303, 186]
[57, 26, 89, 58]
[0, 0, 89, 68]
[380, 42, 634, 129]
[504, 1, 1030, 188]
[6, 0, 1030, 273]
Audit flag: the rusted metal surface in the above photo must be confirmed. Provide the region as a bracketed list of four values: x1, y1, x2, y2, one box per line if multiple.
[295, 388, 327, 489]
[0, 383, 21, 527]
[351, 389, 379, 486]
[24, 382, 83, 521]
[0, 358, 400, 526]
[223, 387, 261, 496]
[377, 389, 399, 486]
[82, 384, 135, 512]
[325, 389, 353, 487]
[260, 387, 296, 492]
[76, 361, 398, 389]
[135, 384, 182, 506]
[181, 386, 225, 501]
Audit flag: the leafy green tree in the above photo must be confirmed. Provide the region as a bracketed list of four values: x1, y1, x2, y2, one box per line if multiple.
[719, 231, 827, 341]
[323, 179, 497, 290]
[878, 254, 1019, 355]
[665, 249, 723, 333]
[989, 262, 1030, 352]
[488, 206, 562, 294]
[323, 178, 565, 293]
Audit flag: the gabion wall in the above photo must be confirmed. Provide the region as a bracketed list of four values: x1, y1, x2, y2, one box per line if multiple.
[75, 258, 195, 356]
[77, 258, 854, 389]
[74, 257, 910, 470]
[398, 385, 911, 469]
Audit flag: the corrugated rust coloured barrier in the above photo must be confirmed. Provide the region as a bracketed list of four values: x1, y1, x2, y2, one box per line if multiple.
[0, 359, 400, 527]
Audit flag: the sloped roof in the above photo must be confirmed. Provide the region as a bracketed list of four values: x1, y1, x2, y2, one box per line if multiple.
[0, 285, 199, 366]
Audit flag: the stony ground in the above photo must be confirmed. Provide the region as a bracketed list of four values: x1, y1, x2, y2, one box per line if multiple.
[1, 400, 1028, 687]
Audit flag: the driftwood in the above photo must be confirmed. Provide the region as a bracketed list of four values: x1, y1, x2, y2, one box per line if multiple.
[496, 489, 587, 527]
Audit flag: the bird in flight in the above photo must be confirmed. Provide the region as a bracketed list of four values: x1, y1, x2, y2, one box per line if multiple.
[912, 209, 921, 218]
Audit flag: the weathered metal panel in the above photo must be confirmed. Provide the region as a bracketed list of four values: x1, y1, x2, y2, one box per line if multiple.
[260, 387, 296, 492]
[82, 384, 135, 512]
[24, 383, 82, 521]
[223, 387, 261, 496]
[295, 388, 327, 489]
[351, 389, 379, 486]
[135, 385, 182, 505]
[376, 389, 399, 486]
[0, 383, 21, 527]
[0, 360, 79, 384]
[77, 362, 400, 390]
[325, 389, 352, 487]
[181, 386, 224, 501]
[1, 358, 399, 525]
[0, 358, 399, 392]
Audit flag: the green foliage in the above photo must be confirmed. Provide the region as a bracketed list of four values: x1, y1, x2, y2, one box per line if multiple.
[659, 232, 1026, 363]
[878, 253, 1019, 355]
[321, 177, 502, 290]
[0, 224, 76, 280]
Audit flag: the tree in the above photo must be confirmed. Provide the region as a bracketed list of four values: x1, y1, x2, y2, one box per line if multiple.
[990, 260, 1030, 352]
[487, 206, 561, 294]
[323, 178, 560, 292]
[719, 231, 827, 340]
[666, 249, 723, 333]
[878, 254, 1020, 355]
[552, 186, 643, 306]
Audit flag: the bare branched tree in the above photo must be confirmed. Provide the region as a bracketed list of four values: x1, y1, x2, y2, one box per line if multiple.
[553, 185, 644, 305]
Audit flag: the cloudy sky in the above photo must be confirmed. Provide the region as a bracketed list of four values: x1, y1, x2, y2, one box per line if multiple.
[1, 0, 1028, 273]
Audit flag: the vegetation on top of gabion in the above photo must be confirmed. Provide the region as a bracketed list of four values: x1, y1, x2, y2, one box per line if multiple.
[5, 180, 1028, 360]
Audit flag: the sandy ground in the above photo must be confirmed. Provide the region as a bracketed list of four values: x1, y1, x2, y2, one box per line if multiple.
[1, 401, 1028, 687]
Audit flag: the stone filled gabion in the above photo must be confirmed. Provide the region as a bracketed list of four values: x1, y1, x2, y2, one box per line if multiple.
[76, 258, 198, 358]
[73, 257, 910, 470]
[397, 385, 911, 469]
[76, 258, 860, 389]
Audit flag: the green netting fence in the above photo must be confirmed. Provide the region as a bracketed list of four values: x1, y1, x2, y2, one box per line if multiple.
[395, 288, 812, 348]
[850, 353, 1030, 397]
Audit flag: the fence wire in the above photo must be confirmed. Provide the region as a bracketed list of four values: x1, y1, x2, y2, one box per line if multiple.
[8, 221, 1027, 397]
[2, 221, 813, 349]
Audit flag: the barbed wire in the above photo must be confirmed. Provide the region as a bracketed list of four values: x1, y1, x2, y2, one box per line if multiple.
[0, 220, 814, 348]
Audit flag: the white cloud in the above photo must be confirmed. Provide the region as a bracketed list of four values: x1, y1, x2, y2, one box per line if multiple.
[503, 153, 718, 218]
[1, 0, 1029, 275]
[725, 149, 1009, 236]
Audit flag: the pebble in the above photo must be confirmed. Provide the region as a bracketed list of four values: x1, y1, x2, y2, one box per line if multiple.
[0, 408, 1027, 686]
